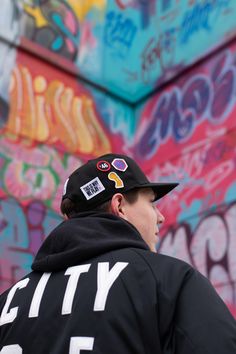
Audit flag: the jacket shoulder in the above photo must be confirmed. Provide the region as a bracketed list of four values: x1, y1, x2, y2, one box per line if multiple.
[110, 248, 195, 296]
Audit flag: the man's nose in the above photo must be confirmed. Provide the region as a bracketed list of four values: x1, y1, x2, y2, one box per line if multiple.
[156, 209, 165, 224]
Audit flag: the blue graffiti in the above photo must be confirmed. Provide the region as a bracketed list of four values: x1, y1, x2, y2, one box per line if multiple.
[180, 0, 230, 44]
[51, 12, 80, 52]
[0, 197, 61, 291]
[104, 11, 137, 58]
[0, 198, 33, 287]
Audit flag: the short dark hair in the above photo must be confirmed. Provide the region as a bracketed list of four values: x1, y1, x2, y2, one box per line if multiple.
[60, 188, 139, 218]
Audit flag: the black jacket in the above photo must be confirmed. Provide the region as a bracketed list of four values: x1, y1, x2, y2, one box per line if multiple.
[0, 212, 236, 353]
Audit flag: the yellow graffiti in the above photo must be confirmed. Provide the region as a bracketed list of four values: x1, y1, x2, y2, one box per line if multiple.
[23, 5, 48, 28]
[68, 0, 107, 21]
[5, 65, 111, 156]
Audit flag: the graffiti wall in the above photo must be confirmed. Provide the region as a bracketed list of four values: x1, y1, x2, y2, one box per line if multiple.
[0, 42, 135, 293]
[0, 0, 236, 318]
[159, 202, 236, 317]
[4, 49, 112, 157]
[17, 0, 236, 101]
[0, 134, 84, 293]
[134, 46, 236, 222]
[132, 43, 236, 315]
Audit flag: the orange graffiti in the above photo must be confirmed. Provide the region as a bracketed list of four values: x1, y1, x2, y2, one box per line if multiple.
[5, 65, 111, 156]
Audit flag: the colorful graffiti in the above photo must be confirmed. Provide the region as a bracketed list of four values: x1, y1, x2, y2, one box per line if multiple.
[0, 135, 83, 213]
[150, 131, 236, 225]
[21, 0, 106, 60]
[0, 196, 61, 293]
[0, 0, 236, 319]
[141, 28, 182, 85]
[159, 201, 236, 308]
[134, 47, 236, 161]
[18, 0, 236, 102]
[128, 39, 236, 315]
[2, 49, 111, 157]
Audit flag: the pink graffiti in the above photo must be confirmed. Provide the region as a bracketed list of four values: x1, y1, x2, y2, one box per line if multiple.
[135, 50, 236, 159]
[78, 22, 97, 63]
[4, 160, 55, 199]
[65, 9, 77, 34]
[0, 136, 82, 212]
[150, 132, 236, 224]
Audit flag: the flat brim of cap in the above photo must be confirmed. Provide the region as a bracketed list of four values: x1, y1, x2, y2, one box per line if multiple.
[142, 182, 179, 201]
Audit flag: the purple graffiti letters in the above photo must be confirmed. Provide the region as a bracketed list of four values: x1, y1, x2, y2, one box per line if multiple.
[137, 89, 195, 157]
[181, 77, 210, 117]
[211, 54, 235, 120]
[136, 51, 235, 158]
[136, 117, 159, 158]
[171, 92, 195, 141]
[160, 202, 236, 305]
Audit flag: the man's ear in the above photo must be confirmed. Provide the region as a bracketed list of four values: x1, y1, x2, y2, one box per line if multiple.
[110, 193, 127, 219]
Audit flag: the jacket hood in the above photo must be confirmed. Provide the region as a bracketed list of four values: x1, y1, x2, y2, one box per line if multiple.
[32, 212, 149, 272]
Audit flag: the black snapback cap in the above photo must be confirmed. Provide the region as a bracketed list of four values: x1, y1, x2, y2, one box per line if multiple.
[62, 153, 178, 211]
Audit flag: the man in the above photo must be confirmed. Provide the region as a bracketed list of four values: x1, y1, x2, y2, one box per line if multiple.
[0, 153, 236, 353]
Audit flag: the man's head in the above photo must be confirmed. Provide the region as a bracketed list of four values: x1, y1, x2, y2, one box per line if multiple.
[61, 153, 178, 251]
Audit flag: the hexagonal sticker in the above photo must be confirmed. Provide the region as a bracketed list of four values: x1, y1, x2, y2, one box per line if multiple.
[111, 158, 128, 172]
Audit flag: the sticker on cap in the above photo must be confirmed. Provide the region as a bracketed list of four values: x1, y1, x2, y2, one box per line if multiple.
[80, 177, 105, 200]
[97, 160, 111, 172]
[108, 172, 124, 189]
[112, 158, 128, 172]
